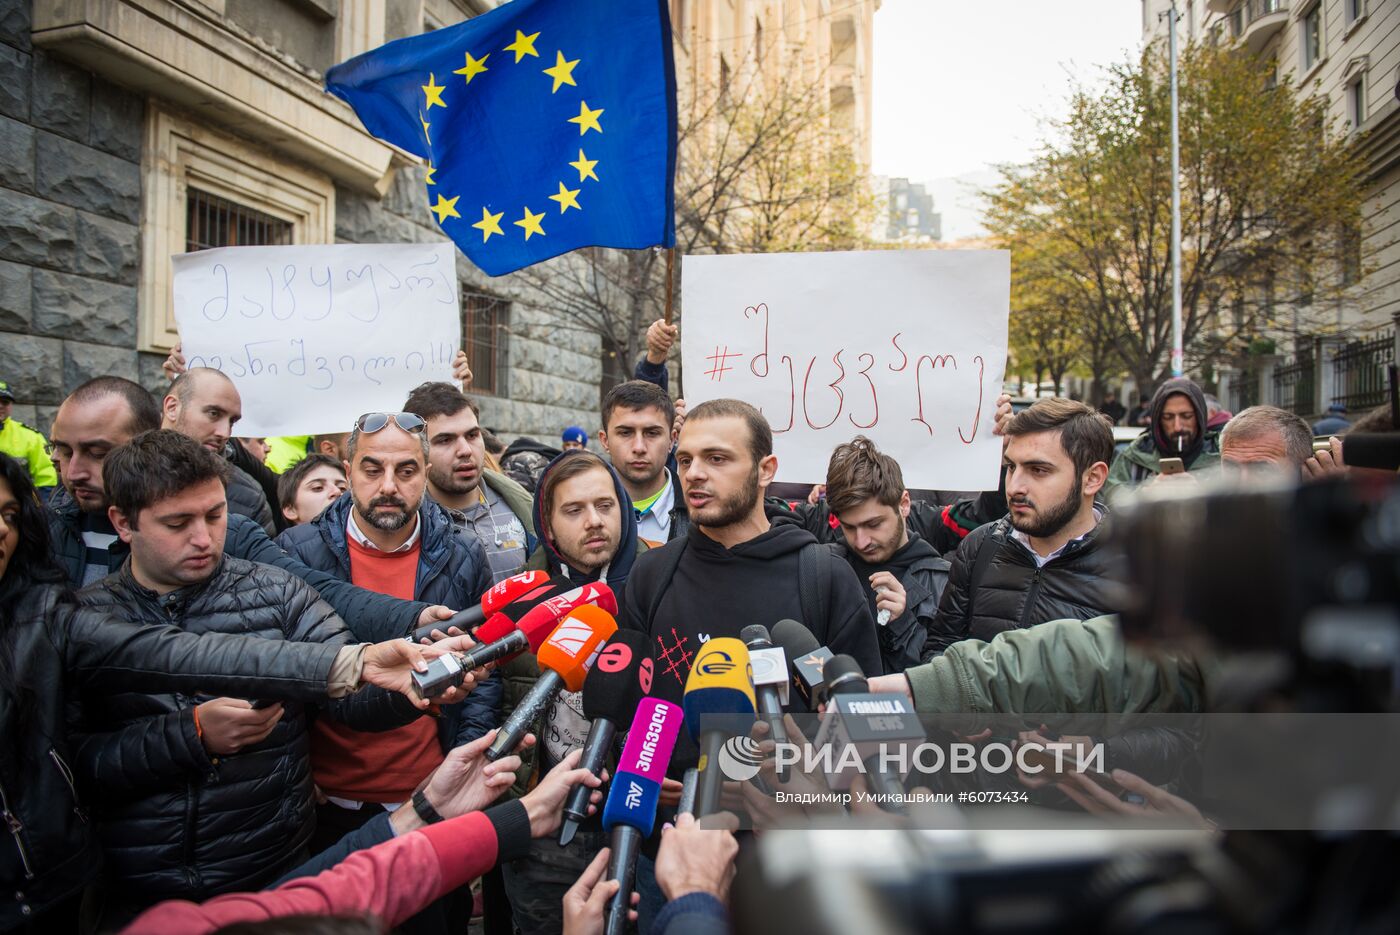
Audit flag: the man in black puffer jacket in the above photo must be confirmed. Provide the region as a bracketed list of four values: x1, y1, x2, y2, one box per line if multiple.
[922, 399, 1121, 659]
[66, 432, 428, 928]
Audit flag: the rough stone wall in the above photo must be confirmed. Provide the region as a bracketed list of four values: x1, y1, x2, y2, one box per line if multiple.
[0, 0, 167, 435]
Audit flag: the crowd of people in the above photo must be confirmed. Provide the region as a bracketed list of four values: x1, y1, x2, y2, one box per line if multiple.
[0, 310, 1392, 935]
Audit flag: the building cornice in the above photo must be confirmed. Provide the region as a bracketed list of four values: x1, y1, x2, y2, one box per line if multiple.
[32, 0, 401, 194]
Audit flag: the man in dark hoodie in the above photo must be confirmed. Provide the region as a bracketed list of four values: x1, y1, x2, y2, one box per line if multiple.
[1105, 376, 1221, 498]
[822, 436, 950, 674]
[503, 449, 642, 935]
[622, 398, 881, 721]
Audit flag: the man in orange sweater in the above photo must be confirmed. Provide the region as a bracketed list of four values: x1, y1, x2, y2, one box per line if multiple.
[276, 412, 497, 861]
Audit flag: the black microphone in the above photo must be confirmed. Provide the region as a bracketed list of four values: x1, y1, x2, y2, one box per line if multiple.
[1341, 433, 1400, 472]
[741, 624, 790, 771]
[814, 654, 926, 813]
[770, 619, 834, 709]
[559, 631, 653, 847]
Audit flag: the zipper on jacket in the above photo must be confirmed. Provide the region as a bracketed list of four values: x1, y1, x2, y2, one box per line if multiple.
[0, 781, 35, 881]
[1018, 567, 1044, 630]
[48, 749, 88, 823]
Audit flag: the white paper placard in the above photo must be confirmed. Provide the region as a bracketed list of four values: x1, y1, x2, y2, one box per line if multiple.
[172, 243, 461, 437]
[681, 250, 1009, 491]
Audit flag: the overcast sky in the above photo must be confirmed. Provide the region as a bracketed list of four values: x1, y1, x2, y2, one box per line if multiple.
[871, 1, 1144, 184]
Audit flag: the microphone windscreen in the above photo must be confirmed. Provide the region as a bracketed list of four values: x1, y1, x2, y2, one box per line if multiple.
[536, 604, 619, 691]
[511, 581, 619, 652]
[602, 698, 682, 836]
[825, 654, 868, 694]
[740, 624, 772, 648]
[582, 631, 653, 722]
[682, 638, 756, 741]
[494, 578, 576, 623]
[770, 619, 820, 658]
[1343, 433, 1400, 472]
[480, 570, 553, 614]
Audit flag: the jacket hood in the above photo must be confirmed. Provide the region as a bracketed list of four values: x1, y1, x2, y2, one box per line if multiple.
[530, 451, 638, 590]
[503, 436, 564, 460]
[1148, 377, 1209, 461]
[691, 501, 817, 562]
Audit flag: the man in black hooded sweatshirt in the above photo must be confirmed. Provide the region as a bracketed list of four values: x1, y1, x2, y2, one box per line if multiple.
[821, 435, 950, 674]
[1105, 376, 1222, 499]
[622, 398, 881, 719]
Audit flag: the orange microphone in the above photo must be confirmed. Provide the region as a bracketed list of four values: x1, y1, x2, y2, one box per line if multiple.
[485, 604, 619, 761]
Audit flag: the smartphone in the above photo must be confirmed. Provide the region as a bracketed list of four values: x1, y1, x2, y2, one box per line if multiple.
[250, 699, 276, 710]
[1158, 457, 1185, 475]
[1313, 440, 1334, 453]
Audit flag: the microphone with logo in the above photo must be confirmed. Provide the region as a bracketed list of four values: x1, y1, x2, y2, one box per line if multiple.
[770, 619, 835, 709]
[600, 697, 683, 935]
[485, 603, 618, 761]
[559, 630, 655, 846]
[740, 624, 790, 768]
[412, 580, 617, 699]
[813, 654, 926, 812]
[683, 638, 756, 818]
[408, 570, 555, 643]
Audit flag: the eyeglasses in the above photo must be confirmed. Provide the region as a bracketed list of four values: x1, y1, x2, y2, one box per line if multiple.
[355, 412, 426, 435]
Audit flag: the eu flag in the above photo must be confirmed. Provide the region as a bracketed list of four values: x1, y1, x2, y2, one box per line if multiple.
[326, 0, 676, 277]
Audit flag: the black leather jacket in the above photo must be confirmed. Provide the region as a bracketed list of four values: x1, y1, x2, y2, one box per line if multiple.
[68, 558, 419, 906]
[1, 578, 343, 932]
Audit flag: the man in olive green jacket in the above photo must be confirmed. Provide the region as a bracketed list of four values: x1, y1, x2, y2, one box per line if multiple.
[872, 615, 1211, 717]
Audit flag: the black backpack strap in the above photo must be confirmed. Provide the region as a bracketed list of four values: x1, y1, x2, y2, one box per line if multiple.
[963, 530, 999, 625]
[797, 541, 836, 636]
[645, 537, 690, 627]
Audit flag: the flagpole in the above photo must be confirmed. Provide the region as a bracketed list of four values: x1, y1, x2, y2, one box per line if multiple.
[663, 247, 676, 325]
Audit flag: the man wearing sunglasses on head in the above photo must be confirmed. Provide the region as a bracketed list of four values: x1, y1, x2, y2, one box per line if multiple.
[277, 412, 498, 873]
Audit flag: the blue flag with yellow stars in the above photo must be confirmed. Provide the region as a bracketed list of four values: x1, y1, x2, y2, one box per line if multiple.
[326, 0, 676, 277]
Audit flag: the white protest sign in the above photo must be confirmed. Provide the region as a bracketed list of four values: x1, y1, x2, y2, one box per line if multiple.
[681, 250, 1009, 491]
[172, 243, 461, 437]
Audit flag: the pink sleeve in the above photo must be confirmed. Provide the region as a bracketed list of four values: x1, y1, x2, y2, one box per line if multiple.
[121, 811, 500, 935]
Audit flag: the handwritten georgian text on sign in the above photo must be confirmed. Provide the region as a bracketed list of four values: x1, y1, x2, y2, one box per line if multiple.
[172, 243, 462, 437]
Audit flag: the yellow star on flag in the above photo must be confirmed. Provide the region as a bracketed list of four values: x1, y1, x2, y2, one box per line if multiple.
[504, 30, 540, 63]
[430, 194, 461, 224]
[424, 163, 437, 185]
[514, 206, 546, 240]
[419, 111, 431, 143]
[568, 101, 604, 136]
[472, 206, 505, 242]
[422, 73, 446, 110]
[549, 181, 581, 213]
[542, 50, 579, 93]
[570, 149, 599, 182]
[453, 51, 489, 84]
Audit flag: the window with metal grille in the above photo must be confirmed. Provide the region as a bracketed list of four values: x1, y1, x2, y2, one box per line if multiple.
[463, 292, 509, 396]
[185, 189, 293, 252]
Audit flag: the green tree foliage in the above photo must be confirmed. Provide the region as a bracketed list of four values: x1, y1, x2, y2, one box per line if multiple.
[984, 42, 1366, 396]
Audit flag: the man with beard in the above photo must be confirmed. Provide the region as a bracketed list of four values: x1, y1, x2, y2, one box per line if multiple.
[622, 398, 880, 711]
[598, 380, 683, 546]
[275, 412, 498, 870]
[823, 436, 950, 674]
[1106, 376, 1221, 497]
[921, 398, 1120, 659]
[500, 449, 643, 935]
[403, 381, 537, 581]
[161, 368, 278, 535]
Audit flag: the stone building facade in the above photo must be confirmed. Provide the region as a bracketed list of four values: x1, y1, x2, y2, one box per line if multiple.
[0, 0, 600, 441]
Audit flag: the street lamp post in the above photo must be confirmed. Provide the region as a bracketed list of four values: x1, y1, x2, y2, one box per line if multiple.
[1164, 0, 1184, 377]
